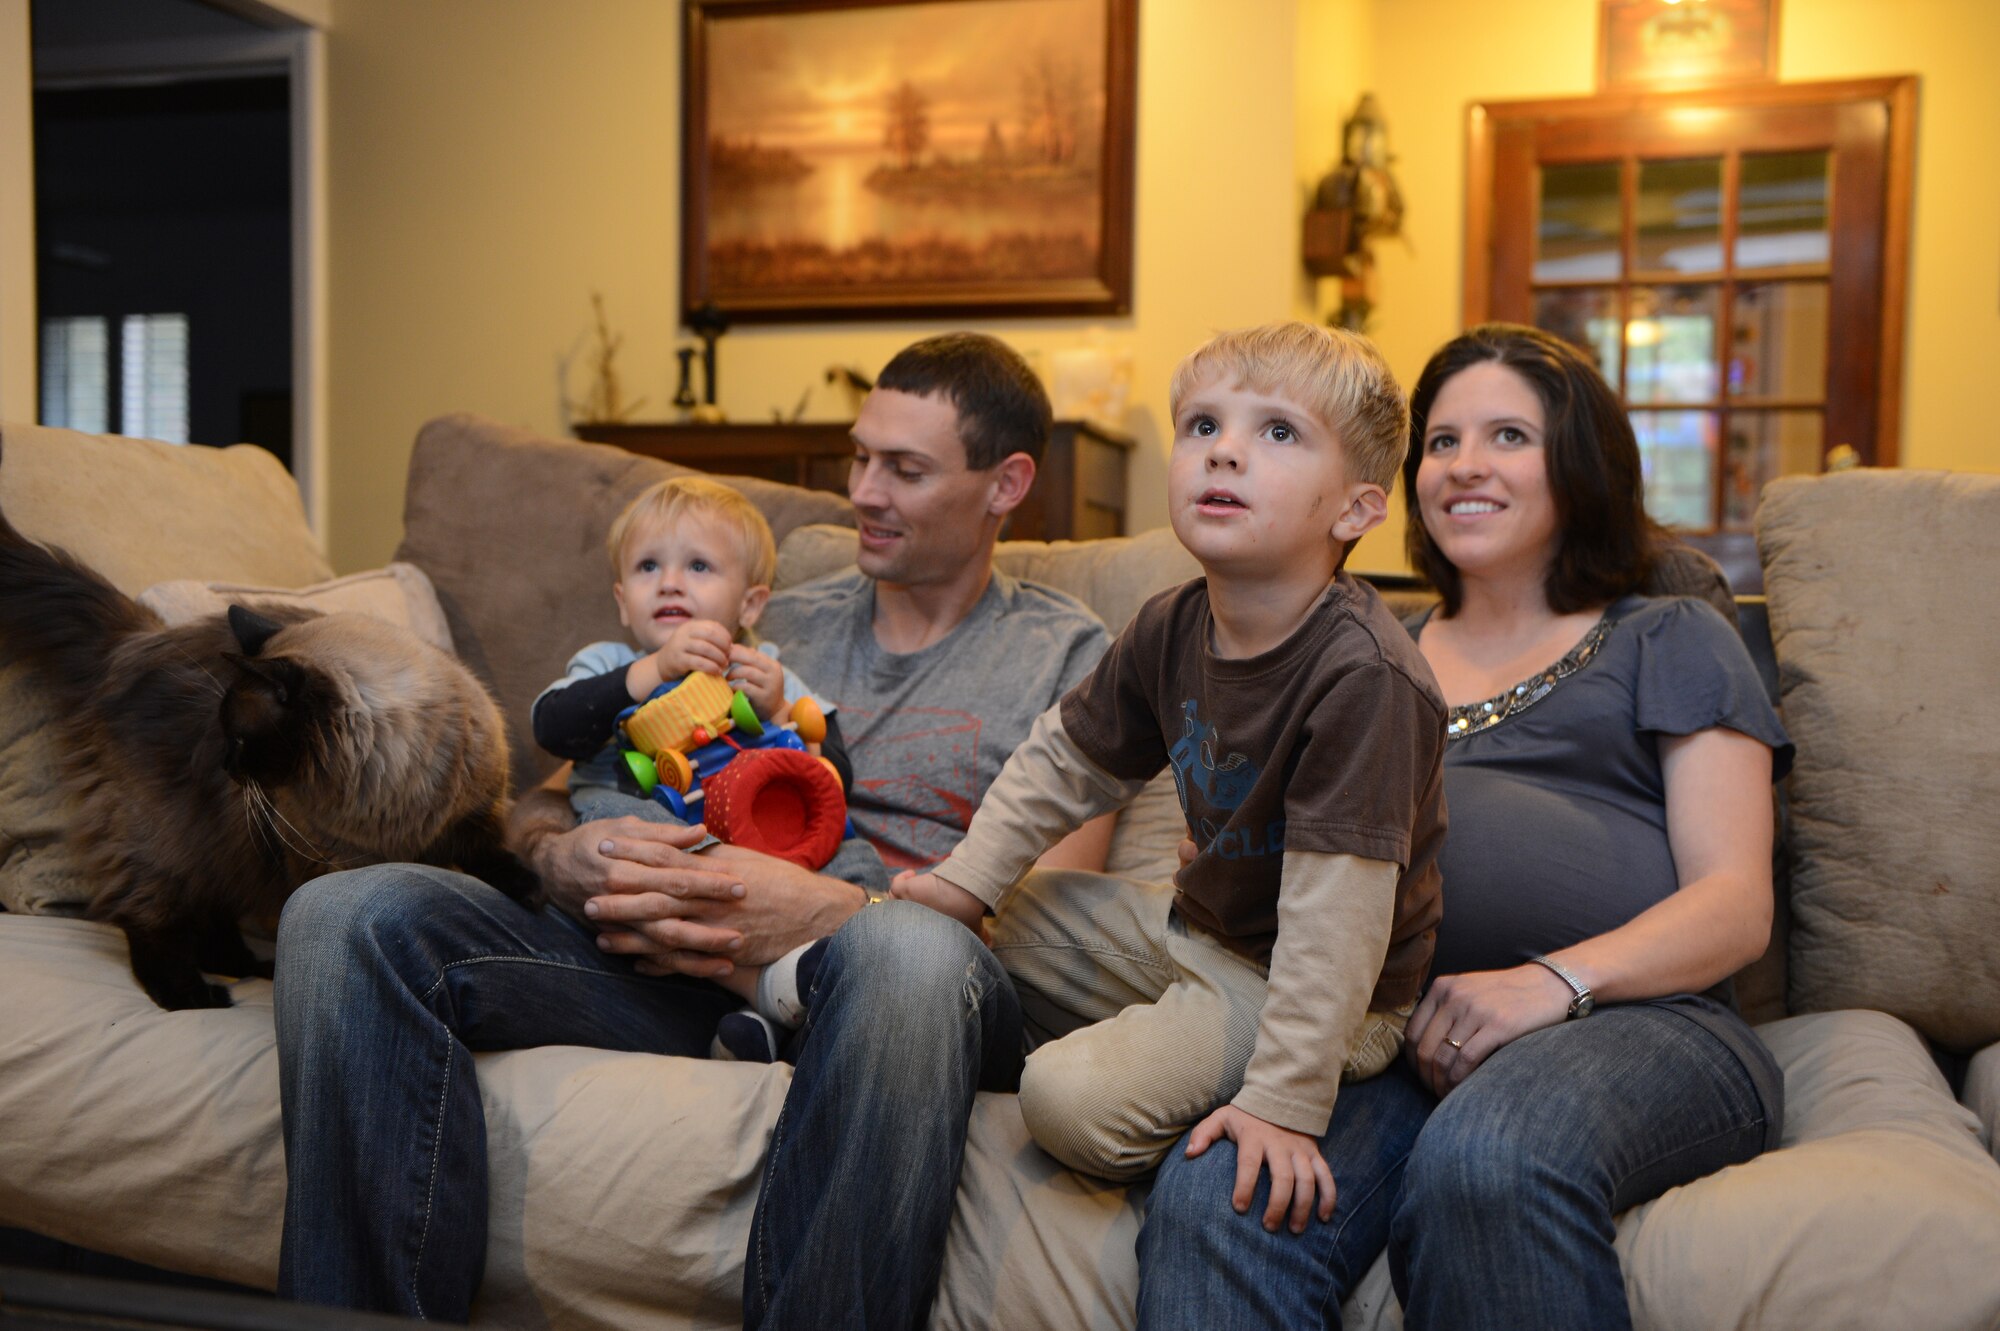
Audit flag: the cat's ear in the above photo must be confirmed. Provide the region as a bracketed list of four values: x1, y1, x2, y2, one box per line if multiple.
[227, 604, 286, 657]
[223, 651, 290, 705]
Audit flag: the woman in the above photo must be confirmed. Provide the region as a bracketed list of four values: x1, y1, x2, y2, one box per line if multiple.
[1136, 324, 1791, 1330]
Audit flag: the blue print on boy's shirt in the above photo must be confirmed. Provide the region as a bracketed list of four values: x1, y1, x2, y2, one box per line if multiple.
[1168, 699, 1284, 859]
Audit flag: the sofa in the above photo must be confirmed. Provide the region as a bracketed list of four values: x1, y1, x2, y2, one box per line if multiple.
[2, 413, 1997, 1330]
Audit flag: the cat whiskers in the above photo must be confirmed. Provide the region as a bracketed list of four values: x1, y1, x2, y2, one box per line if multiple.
[166, 641, 227, 697]
[241, 779, 360, 870]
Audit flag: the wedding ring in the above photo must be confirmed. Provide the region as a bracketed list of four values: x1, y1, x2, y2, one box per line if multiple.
[1445, 1037, 1464, 1050]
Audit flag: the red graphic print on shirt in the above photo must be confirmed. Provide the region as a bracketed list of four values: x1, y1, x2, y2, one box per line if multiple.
[840, 706, 984, 870]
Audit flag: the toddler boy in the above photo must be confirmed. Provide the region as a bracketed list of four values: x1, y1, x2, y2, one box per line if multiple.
[533, 475, 883, 1059]
[895, 323, 1446, 1228]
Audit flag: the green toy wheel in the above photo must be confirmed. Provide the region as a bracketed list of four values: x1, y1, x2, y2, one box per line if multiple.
[730, 690, 764, 737]
[622, 749, 659, 795]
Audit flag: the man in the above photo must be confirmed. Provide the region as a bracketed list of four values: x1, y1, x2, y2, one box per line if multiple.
[273, 332, 1112, 1325]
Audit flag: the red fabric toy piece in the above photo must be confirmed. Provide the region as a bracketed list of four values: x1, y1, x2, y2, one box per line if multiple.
[700, 747, 847, 870]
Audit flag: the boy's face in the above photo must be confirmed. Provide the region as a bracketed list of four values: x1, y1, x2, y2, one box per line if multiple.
[1167, 375, 1386, 580]
[612, 509, 769, 652]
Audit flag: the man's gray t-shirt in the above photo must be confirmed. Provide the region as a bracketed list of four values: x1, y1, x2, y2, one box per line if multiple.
[759, 567, 1109, 870]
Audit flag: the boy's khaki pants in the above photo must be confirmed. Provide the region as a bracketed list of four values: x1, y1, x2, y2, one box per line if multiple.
[989, 869, 1408, 1182]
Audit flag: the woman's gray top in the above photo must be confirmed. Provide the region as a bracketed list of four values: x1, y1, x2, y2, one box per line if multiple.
[1407, 593, 1793, 1137]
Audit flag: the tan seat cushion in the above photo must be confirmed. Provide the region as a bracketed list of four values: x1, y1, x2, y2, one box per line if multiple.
[0, 424, 330, 915]
[7, 917, 1997, 1330]
[1757, 470, 2000, 1051]
[393, 415, 855, 795]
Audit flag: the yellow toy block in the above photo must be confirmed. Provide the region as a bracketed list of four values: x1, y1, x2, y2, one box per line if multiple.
[623, 671, 735, 758]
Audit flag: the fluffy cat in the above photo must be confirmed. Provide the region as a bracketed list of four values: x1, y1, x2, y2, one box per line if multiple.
[0, 507, 540, 1010]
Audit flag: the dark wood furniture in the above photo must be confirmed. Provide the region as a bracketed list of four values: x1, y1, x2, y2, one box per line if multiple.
[574, 419, 1136, 543]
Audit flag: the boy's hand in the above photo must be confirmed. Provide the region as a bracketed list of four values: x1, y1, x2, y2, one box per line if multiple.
[1186, 1104, 1336, 1235]
[725, 644, 788, 721]
[654, 619, 735, 682]
[889, 870, 987, 934]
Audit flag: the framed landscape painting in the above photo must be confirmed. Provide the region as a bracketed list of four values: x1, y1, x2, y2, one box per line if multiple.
[681, 0, 1138, 323]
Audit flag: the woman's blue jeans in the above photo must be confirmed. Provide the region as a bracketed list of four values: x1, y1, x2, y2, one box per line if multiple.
[1137, 1003, 1777, 1331]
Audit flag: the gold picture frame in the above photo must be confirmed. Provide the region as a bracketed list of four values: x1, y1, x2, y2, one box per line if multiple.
[1600, 0, 1780, 92]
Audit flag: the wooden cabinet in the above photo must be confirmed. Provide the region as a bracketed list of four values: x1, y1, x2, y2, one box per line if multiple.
[574, 419, 1136, 543]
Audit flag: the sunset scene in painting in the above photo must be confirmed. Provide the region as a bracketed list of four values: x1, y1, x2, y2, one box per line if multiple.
[700, 0, 1108, 297]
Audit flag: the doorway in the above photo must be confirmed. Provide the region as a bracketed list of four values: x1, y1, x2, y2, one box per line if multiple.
[26, 0, 323, 522]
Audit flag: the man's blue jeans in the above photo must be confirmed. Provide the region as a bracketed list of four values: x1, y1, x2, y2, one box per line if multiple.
[1137, 1003, 1777, 1331]
[274, 864, 739, 1321]
[276, 868, 1018, 1329]
[742, 901, 1023, 1330]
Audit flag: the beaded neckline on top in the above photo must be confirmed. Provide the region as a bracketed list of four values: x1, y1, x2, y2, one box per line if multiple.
[1443, 615, 1618, 741]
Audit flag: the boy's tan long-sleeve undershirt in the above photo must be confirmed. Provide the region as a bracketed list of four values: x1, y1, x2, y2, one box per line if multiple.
[935, 704, 1400, 1137]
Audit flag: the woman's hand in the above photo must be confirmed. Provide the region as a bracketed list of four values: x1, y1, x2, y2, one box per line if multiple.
[1185, 1104, 1337, 1234]
[725, 643, 788, 721]
[1404, 963, 1576, 1096]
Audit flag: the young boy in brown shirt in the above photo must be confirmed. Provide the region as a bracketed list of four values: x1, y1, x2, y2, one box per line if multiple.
[894, 322, 1446, 1231]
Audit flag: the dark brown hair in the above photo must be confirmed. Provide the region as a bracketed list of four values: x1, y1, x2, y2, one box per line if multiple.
[876, 332, 1052, 470]
[1403, 323, 1667, 615]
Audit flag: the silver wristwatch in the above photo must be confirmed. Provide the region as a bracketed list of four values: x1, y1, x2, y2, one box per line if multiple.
[1529, 954, 1595, 1019]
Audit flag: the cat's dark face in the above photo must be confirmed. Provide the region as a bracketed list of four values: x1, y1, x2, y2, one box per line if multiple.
[220, 655, 326, 786]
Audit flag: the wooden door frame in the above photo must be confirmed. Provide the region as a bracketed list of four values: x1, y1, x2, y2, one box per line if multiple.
[1464, 76, 1917, 467]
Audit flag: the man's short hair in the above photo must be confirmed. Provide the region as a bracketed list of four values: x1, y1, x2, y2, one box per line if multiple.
[606, 475, 777, 588]
[875, 332, 1053, 470]
[1169, 322, 1409, 491]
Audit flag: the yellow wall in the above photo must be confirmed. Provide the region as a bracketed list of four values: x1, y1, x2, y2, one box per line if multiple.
[1353, 0, 2000, 568]
[0, 0, 35, 423]
[324, 0, 1996, 573]
[324, 0, 1325, 571]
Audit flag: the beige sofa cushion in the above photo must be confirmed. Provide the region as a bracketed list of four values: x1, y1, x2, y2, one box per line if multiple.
[393, 415, 855, 795]
[0, 424, 330, 915]
[139, 562, 455, 655]
[1757, 470, 2000, 1051]
[8, 916, 1999, 1330]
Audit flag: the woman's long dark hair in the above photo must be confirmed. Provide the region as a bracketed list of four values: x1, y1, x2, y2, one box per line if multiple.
[1403, 323, 1668, 616]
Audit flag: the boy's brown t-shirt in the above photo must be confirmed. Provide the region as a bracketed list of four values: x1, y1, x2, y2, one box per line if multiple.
[1059, 573, 1446, 1008]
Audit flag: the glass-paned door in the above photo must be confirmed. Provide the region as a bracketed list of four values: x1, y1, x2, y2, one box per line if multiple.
[1469, 78, 1914, 538]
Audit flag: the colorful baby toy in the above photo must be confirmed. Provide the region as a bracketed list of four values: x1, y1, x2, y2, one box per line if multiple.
[615, 670, 849, 870]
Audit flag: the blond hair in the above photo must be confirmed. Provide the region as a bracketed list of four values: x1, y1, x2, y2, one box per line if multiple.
[606, 476, 777, 588]
[1169, 322, 1409, 491]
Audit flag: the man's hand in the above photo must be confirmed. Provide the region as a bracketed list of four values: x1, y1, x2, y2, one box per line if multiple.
[589, 837, 863, 973]
[1185, 1104, 1337, 1235]
[521, 809, 749, 977]
[725, 643, 788, 722]
[510, 782, 862, 979]
[889, 870, 987, 933]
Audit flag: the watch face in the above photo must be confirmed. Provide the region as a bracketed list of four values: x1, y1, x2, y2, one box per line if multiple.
[1573, 992, 1596, 1018]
